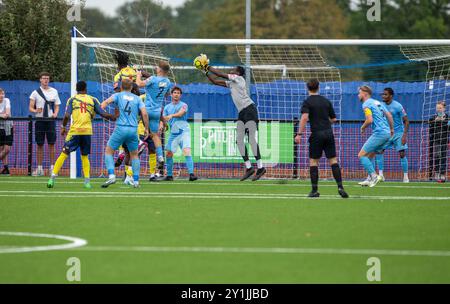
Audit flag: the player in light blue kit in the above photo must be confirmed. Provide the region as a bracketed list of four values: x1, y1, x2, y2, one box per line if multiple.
[136, 61, 172, 172]
[100, 79, 149, 188]
[358, 85, 394, 187]
[161, 86, 198, 182]
[374, 88, 410, 183]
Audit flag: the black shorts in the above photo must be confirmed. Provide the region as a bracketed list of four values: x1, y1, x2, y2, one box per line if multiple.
[237, 104, 259, 135]
[309, 129, 337, 159]
[0, 128, 13, 146]
[238, 104, 259, 124]
[123, 135, 155, 153]
[35, 120, 56, 145]
[63, 135, 91, 155]
[139, 135, 155, 151]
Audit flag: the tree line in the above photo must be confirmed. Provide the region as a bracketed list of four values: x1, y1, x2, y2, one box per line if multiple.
[0, 0, 449, 82]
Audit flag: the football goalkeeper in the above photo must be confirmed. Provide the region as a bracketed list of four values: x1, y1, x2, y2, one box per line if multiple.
[195, 54, 266, 181]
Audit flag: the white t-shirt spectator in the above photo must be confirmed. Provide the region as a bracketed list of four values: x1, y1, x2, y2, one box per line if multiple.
[29, 87, 61, 118]
[0, 97, 12, 132]
[0, 97, 10, 116]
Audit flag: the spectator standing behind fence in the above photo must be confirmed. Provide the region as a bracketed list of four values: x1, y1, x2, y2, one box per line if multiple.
[0, 88, 13, 175]
[429, 101, 450, 183]
[29, 72, 61, 176]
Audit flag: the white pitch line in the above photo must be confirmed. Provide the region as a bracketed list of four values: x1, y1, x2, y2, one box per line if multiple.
[1, 179, 450, 189]
[0, 191, 448, 201]
[0, 231, 87, 254]
[72, 245, 450, 257]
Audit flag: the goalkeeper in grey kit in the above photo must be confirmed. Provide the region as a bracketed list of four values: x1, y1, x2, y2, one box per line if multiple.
[195, 54, 266, 181]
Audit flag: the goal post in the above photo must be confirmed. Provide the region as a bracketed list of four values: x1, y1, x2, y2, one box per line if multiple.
[70, 36, 450, 181]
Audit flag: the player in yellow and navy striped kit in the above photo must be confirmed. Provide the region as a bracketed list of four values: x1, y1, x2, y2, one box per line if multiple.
[47, 81, 116, 189]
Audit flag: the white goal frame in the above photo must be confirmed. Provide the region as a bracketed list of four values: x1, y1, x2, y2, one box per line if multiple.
[70, 38, 450, 179]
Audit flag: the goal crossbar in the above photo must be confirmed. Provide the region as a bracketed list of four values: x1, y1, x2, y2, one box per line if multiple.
[73, 38, 450, 46]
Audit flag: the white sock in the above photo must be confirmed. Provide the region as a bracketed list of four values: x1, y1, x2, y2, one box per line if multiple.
[158, 156, 164, 162]
[370, 173, 378, 179]
[245, 160, 251, 169]
[404, 173, 409, 179]
[379, 170, 383, 176]
[38, 165, 43, 171]
[109, 174, 116, 179]
[257, 159, 263, 169]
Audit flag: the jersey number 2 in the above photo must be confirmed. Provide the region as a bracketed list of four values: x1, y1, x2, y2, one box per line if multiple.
[156, 87, 165, 98]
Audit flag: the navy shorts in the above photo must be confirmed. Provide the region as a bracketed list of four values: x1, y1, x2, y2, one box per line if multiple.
[63, 135, 91, 155]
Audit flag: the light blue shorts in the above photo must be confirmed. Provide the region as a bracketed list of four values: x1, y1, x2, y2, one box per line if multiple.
[149, 111, 161, 134]
[107, 126, 139, 152]
[362, 133, 391, 154]
[383, 132, 408, 152]
[166, 130, 191, 153]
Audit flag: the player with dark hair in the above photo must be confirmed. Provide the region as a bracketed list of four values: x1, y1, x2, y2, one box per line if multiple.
[113, 51, 140, 95]
[373, 88, 410, 183]
[162, 86, 197, 181]
[295, 79, 348, 198]
[47, 81, 116, 189]
[198, 55, 265, 181]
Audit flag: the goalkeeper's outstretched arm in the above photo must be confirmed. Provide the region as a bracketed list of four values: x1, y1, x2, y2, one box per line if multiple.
[207, 66, 229, 80]
[206, 73, 227, 87]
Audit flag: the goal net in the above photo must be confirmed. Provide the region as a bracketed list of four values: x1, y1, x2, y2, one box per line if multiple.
[73, 38, 450, 181]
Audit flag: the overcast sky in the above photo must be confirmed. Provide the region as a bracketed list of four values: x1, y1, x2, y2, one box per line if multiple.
[85, 0, 187, 16]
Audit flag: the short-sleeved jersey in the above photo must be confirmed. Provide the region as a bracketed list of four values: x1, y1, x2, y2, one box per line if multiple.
[301, 95, 336, 133]
[137, 94, 146, 136]
[362, 98, 390, 135]
[65, 94, 104, 136]
[144, 76, 171, 112]
[112, 92, 145, 128]
[114, 66, 137, 84]
[163, 101, 189, 134]
[385, 100, 407, 134]
[225, 74, 254, 113]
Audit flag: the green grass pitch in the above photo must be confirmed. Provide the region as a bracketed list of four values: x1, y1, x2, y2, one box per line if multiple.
[0, 176, 450, 283]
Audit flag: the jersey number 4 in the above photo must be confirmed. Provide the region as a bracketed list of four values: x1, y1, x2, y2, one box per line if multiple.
[124, 101, 132, 116]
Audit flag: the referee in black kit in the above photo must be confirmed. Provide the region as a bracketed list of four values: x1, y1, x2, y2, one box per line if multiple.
[294, 79, 348, 198]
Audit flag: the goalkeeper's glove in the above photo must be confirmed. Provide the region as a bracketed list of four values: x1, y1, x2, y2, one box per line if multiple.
[197, 53, 210, 70]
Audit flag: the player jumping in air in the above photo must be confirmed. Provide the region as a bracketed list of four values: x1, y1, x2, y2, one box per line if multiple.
[295, 79, 348, 198]
[136, 61, 172, 173]
[197, 55, 266, 181]
[101, 79, 149, 188]
[162, 86, 198, 182]
[113, 51, 140, 96]
[358, 85, 394, 187]
[374, 88, 410, 183]
[47, 81, 116, 189]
